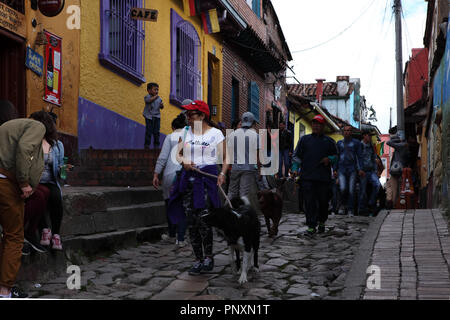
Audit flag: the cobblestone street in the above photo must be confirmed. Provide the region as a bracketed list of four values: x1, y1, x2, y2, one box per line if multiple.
[25, 212, 372, 300]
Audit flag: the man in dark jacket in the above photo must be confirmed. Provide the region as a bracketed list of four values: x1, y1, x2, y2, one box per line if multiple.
[291, 115, 337, 236]
[278, 121, 292, 178]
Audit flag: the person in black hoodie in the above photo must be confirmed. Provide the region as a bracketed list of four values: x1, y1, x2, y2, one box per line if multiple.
[291, 115, 337, 236]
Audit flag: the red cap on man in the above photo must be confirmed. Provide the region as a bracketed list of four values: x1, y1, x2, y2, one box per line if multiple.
[312, 114, 326, 124]
[181, 100, 210, 117]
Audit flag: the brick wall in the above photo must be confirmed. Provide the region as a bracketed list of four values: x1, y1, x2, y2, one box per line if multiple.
[222, 45, 266, 130]
[228, 0, 266, 42]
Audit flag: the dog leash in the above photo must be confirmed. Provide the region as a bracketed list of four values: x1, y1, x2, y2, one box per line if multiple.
[191, 167, 234, 209]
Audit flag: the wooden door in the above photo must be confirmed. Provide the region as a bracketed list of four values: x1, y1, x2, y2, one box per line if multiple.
[0, 31, 26, 117]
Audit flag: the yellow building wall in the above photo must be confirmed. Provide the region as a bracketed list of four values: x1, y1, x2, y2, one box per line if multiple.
[80, 0, 223, 136]
[25, 0, 81, 137]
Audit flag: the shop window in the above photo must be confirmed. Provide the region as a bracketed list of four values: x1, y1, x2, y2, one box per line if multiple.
[99, 0, 146, 85]
[170, 9, 201, 105]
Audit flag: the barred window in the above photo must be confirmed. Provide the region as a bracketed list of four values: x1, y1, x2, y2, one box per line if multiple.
[170, 9, 201, 105]
[99, 0, 146, 85]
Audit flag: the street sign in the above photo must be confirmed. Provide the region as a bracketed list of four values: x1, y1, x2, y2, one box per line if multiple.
[130, 8, 158, 22]
[25, 47, 44, 77]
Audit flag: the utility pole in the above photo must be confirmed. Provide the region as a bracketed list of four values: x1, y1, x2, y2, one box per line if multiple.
[394, 0, 405, 141]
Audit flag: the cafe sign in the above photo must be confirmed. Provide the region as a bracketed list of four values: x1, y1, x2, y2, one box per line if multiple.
[130, 8, 158, 22]
[0, 2, 26, 38]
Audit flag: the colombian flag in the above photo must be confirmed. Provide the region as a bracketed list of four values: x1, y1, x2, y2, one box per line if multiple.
[201, 9, 221, 34]
[183, 0, 201, 16]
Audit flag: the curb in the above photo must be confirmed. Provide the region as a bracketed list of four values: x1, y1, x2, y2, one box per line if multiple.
[341, 209, 390, 300]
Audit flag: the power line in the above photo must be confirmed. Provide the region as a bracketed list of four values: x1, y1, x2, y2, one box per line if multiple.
[291, 0, 377, 54]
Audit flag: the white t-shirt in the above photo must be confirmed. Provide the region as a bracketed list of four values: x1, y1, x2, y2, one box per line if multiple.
[183, 127, 225, 166]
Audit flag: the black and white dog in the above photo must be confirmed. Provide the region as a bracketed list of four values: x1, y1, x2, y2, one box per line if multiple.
[202, 197, 260, 284]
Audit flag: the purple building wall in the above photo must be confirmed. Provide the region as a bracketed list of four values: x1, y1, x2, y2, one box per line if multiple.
[78, 97, 165, 150]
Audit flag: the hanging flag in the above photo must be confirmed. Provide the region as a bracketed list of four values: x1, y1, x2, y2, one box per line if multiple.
[201, 9, 221, 34]
[183, 0, 201, 16]
[376, 141, 385, 157]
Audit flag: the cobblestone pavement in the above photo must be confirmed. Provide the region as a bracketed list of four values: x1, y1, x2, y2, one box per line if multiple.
[27, 213, 373, 300]
[363, 209, 450, 300]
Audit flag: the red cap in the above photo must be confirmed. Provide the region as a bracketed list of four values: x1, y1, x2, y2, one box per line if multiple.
[312, 114, 326, 124]
[181, 100, 210, 117]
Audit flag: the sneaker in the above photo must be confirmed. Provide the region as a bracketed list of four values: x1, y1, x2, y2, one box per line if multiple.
[11, 286, 28, 298]
[24, 237, 47, 253]
[298, 227, 316, 238]
[51, 234, 63, 250]
[175, 240, 186, 248]
[202, 257, 214, 272]
[0, 292, 11, 299]
[338, 208, 345, 215]
[22, 242, 31, 256]
[318, 223, 326, 234]
[40, 228, 52, 246]
[188, 261, 203, 275]
[348, 212, 354, 217]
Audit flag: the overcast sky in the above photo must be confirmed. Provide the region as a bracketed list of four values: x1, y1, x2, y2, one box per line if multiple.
[271, 0, 428, 134]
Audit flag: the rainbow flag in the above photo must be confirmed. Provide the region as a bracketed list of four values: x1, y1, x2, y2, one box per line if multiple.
[201, 9, 220, 34]
[183, 0, 201, 16]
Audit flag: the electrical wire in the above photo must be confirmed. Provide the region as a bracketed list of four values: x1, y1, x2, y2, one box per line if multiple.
[291, 0, 377, 54]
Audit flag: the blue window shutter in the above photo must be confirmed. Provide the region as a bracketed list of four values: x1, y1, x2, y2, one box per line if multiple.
[248, 81, 260, 121]
[253, 0, 261, 17]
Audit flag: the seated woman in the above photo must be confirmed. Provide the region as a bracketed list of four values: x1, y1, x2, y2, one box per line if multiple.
[29, 111, 69, 251]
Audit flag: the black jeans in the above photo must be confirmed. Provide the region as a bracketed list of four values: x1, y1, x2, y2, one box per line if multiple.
[301, 180, 331, 229]
[39, 183, 64, 235]
[145, 118, 160, 147]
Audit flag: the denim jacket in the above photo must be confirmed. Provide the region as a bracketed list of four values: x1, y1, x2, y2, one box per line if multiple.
[359, 141, 377, 172]
[40, 140, 64, 193]
[336, 138, 361, 173]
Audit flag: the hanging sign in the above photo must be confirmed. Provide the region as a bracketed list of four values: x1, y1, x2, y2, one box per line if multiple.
[25, 47, 44, 77]
[38, 0, 65, 17]
[0, 2, 26, 38]
[43, 31, 62, 106]
[130, 8, 158, 21]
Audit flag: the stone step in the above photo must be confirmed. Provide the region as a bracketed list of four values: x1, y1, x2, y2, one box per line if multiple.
[62, 186, 163, 215]
[16, 225, 167, 285]
[63, 225, 167, 259]
[61, 201, 166, 238]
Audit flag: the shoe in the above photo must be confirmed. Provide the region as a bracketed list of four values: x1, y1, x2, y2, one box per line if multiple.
[175, 240, 186, 248]
[11, 286, 28, 298]
[0, 292, 11, 298]
[298, 227, 316, 238]
[51, 234, 63, 250]
[348, 211, 354, 217]
[188, 261, 203, 275]
[318, 223, 326, 234]
[338, 208, 345, 215]
[24, 237, 47, 253]
[202, 257, 214, 272]
[22, 242, 31, 256]
[40, 228, 52, 246]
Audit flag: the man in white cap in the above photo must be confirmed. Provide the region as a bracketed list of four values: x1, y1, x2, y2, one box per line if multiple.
[226, 112, 260, 200]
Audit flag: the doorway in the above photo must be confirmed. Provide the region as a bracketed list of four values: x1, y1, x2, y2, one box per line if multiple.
[0, 30, 26, 117]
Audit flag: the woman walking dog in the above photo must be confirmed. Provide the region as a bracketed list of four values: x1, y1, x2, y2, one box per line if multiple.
[168, 100, 228, 275]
